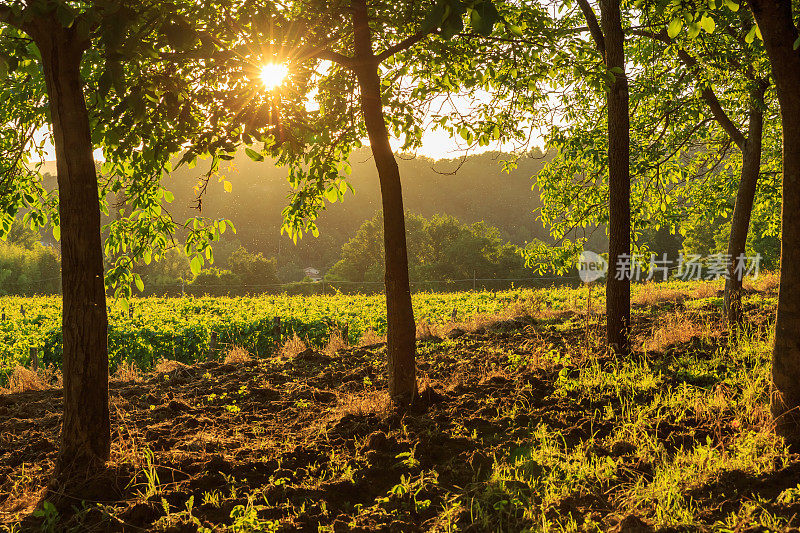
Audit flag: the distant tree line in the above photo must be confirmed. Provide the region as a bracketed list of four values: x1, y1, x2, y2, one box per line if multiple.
[1, 198, 780, 298]
[0, 210, 573, 296]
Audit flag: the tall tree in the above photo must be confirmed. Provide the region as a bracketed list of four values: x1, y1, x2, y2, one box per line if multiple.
[577, 0, 631, 354]
[350, 0, 417, 401]
[745, 0, 800, 445]
[632, 7, 774, 325]
[0, 3, 109, 475]
[527, 2, 778, 334]
[0, 0, 232, 485]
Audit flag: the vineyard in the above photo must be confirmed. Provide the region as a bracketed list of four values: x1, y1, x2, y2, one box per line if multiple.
[0, 277, 773, 385]
[0, 287, 580, 382]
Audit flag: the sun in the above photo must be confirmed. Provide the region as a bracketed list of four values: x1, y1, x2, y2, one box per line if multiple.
[259, 63, 288, 90]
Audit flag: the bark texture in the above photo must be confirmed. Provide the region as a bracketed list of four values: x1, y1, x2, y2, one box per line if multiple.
[35, 21, 110, 469]
[600, 0, 631, 355]
[352, 0, 417, 403]
[747, 0, 800, 444]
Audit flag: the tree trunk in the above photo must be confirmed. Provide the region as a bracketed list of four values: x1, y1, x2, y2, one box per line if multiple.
[747, 0, 800, 445]
[601, 0, 631, 355]
[37, 23, 110, 470]
[724, 88, 765, 326]
[352, 0, 417, 404]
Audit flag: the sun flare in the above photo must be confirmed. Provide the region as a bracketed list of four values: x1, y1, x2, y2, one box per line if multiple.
[259, 63, 288, 90]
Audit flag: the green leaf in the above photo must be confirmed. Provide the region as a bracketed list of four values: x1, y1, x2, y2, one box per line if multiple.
[667, 18, 683, 38]
[421, 1, 446, 33]
[324, 187, 339, 203]
[127, 92, 146, 122]
[56, 4, 76, 28]
[163, 190, 175, 203]
[98, 71, 112, 97]
[509, 25, 524, 38]
[794, 36, 800, 50]
[441, 6, 465, 40]
[470, 9, 482, 32]
[745, 24, 758, 43]
[52, 225, 60, 241]
[724, 0, 740, 11]
[163, 19, 196, 51]
[699, 15, 715, 34]
[190, 256, 201, 276]
[245, 147, 264, 162]
[135, 274, 144, 293]
[469, 1, 499, 36]
[109, 60, 125, 95]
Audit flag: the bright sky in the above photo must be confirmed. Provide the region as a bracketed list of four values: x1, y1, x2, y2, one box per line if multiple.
[32, 70, 536, 164]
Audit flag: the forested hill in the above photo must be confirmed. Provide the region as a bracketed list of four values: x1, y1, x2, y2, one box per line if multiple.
[157, 147, 553, 270]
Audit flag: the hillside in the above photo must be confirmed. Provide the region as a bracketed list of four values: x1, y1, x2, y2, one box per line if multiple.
[36, 149, 557, 279]
[160, 148, 555, 272]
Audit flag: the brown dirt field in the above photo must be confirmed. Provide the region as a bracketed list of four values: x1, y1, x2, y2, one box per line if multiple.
[2, 299, 799, 532]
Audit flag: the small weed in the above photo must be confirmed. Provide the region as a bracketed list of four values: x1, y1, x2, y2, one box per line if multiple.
[31, 502, 58, 533]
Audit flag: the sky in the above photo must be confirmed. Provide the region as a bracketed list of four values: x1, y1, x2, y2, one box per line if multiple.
[31, 81, 538, 164]
[32, 64, 540, 164]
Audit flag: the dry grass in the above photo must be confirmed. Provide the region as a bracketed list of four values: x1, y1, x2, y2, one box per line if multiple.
[747, 271, 779, 293]
[0, 461, 48, 520]
[692, 280, 723, 299]
[110, 401, 145, 472]
[417, 305, 537, 341]
[224, 345, 252, 364]
[358, 328, 386, 346]
[459, 313, 504, 333]
[154, 358, 188, 374]
[323, 330, 348, 356]
[113, 360, 140, 382]
[364, 302, 540, 345]
[280, 333, 308, 358]
[416, 321, 439, 341]
[2, 366, 48, 393]
[39, 364, 62, 389]
[640, 312, 719, 352]
[337, 389, 391, 417]
[632, 283, 687, 306]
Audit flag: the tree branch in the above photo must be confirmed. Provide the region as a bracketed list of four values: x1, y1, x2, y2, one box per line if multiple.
[631, 28, 747, 150]
[575, 0, 605, 56]
[695, 82, 747, 151]
[310, 48, 355, 68]
[375, 29, 433, 63]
